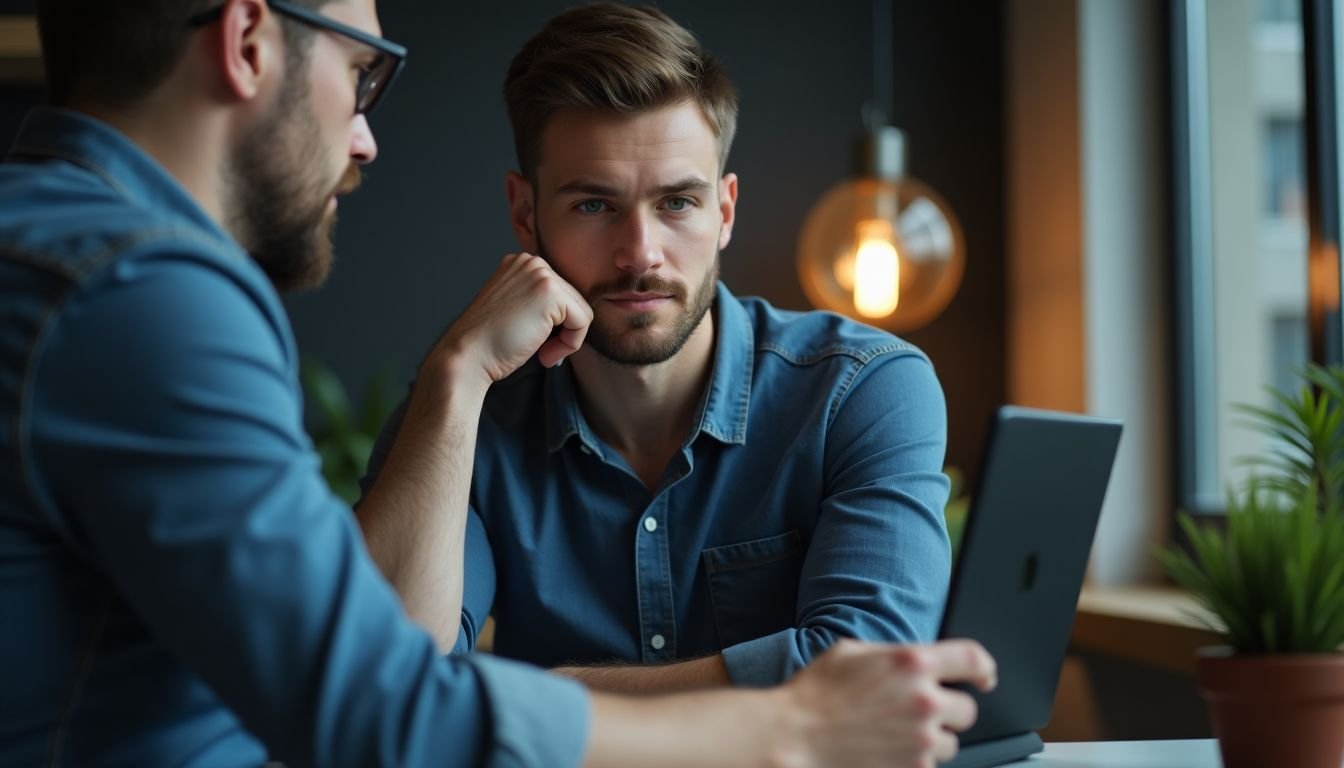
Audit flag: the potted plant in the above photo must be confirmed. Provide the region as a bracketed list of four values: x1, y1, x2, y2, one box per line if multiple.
[1158, 365, 1344, 768]
[300, 357, 399, 504]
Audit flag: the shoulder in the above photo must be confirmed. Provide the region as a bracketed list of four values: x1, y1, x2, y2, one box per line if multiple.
[0, 165, 289, 359]
[730, 292, 932, 368]
[35, 255, 298, 421]
[0, 157, 272, 306]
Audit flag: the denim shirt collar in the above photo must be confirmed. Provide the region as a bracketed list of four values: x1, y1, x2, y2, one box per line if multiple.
[543, 363, 601, 456]
[544, 281, 753, 454]
[5, 107, 237, 251]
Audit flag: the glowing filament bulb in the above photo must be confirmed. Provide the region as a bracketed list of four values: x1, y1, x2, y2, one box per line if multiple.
[852, 220, 900, 318]
[834, 252, 856, 292]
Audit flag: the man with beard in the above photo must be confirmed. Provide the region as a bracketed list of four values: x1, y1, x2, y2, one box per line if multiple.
[363, 4, 956, 695]
[0, 0, 995, 766]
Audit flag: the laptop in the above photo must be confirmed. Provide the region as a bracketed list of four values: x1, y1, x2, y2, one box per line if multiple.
[937, 405, 1123, 768]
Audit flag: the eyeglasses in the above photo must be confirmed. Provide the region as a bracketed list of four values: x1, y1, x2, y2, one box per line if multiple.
[189, 0, 407, 115]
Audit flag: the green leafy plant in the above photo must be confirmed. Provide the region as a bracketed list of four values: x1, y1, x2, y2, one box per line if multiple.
[1160, 485, 1344, 653]
[300, 357, 399, 504]
[1235, 364, 1344, 516]
[944, 466, 971, 557]
[1157, 364, 1344, 654]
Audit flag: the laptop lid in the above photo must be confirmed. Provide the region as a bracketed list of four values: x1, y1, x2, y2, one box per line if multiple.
[937, 405, 1122, 768]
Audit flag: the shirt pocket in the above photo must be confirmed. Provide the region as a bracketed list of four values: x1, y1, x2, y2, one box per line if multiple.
[702, 529, 803, 649]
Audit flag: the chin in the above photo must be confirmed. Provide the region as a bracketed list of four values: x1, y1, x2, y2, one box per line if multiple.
[268, 237, 336, 294]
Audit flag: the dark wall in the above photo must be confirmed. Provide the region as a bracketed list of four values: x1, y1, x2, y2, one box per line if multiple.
[885, 2, 1006, 477]
[0, 1, 40, 144]
[0, 1, 1005, 475]
[0, 87, 38, 147]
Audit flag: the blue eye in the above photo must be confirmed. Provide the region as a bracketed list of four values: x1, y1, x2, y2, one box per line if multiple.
[576, 199, 608, 214]
[665, 197, 692, 211]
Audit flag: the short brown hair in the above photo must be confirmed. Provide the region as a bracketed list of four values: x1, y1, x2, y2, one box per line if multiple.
[36, 0, 329, 108]
[503, 3, 739, 179]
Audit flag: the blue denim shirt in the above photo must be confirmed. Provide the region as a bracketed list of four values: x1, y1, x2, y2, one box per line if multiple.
[0, 108, 589, 767]
[367, 283, 952, 686]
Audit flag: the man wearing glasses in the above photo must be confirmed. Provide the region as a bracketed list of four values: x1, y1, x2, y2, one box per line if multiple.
[0, 1, 994, 767]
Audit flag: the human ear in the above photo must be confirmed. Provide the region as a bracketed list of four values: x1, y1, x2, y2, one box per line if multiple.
[717, 172, 738, 250]
[505, 170, 539, 253]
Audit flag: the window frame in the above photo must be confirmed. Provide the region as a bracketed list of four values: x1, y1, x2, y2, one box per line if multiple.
[1304, 0, 1344, 367]
[1171, 0, 1222, 519]
[1171, 0, 1344, 525]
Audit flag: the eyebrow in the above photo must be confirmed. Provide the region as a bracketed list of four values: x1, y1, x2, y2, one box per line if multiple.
[553, 177, 714, 198]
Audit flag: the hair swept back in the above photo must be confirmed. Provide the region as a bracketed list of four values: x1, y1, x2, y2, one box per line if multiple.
[504, 2, 739, 179]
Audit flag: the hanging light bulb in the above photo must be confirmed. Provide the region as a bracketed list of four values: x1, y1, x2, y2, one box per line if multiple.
[796, 1, 965, 332]
[850, 219, 900, 317]
[798, 126, 964, 330]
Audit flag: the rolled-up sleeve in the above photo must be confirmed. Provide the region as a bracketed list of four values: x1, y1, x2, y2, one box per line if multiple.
[452, 509, 497, 654]
[360, 389, 498, 655]
[469, 654, 590, 767]
[28, 256, 587, 766]
[721, 351, 952, 686]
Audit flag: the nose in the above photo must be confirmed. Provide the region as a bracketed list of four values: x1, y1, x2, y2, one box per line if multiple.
[350, 113, 378, 165]
[614, 209, 664, 274]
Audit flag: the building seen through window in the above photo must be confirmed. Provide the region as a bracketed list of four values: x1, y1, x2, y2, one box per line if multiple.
[1183, 0, 1307, 509]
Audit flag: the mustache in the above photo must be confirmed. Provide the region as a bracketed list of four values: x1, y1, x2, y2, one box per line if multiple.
[335, 164, 362, 196]
[589, 274, 687, 302]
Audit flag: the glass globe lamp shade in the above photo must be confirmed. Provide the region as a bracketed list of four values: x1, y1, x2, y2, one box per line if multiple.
[797, 132, 965, 332]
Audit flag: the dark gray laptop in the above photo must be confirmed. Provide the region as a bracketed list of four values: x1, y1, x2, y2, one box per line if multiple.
[937, 406, 1122, 768]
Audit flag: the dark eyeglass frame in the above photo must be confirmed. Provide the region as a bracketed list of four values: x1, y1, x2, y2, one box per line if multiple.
[189, 0, 407, 115]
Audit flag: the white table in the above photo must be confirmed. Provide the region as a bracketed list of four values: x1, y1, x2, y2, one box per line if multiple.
[1001, 739, 1221, 767]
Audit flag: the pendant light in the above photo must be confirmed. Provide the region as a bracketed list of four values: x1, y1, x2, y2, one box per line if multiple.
[796, 0, 965, 332]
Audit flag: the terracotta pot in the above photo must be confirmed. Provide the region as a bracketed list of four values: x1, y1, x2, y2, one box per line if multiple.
[1196, 647, 1344, 768]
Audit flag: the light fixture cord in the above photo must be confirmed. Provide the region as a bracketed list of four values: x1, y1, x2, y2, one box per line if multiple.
[866, 0, 894, 131]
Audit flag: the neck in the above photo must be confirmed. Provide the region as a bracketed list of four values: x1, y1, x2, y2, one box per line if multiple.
[570, 309, 717, 489]
[78, 92, 233, 228]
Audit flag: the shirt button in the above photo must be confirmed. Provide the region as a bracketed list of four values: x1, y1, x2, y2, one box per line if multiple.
[650, 634, 666, 650]
[643, 516, 658, 533]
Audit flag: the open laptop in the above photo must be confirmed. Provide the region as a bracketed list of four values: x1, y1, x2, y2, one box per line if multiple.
[937, 405, 1123, 768]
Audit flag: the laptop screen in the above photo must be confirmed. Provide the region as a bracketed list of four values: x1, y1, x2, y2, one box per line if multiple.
[937, 406, 1122, 767]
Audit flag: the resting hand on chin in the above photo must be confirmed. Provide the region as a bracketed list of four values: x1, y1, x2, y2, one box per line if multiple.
[423, 252, 592, 395]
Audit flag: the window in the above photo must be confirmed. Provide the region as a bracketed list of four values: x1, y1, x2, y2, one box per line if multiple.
[1259, 0, 1301, 24]
[1264, 118, 1304, 217]
[1173, 0, 1326, 515]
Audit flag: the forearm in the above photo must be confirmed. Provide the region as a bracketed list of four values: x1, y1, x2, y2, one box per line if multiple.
[583, 686, 796, 768]
[554, 654, 731, 694]
[355, 364, 489, 652]
[356, 253, 592, 650]
[583, 638, 1000, 768]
